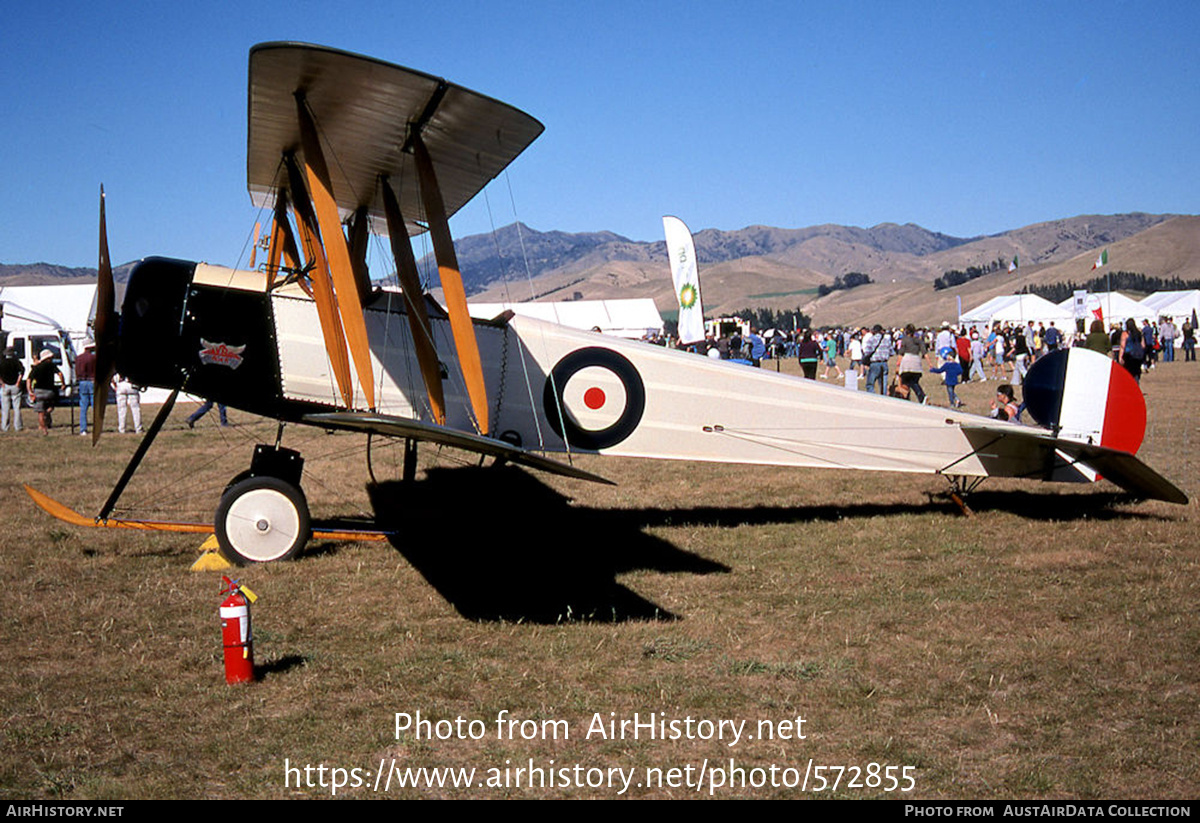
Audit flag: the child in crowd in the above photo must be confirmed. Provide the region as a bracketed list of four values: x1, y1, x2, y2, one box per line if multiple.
[990, 384, 1021, 422]
[929, 351, 965, 408]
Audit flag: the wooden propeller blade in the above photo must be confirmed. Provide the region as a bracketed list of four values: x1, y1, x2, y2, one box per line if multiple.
[413, 134, 489, 434]
[381, 176, 445, 424]
[295, 93, 377, 411]
[284, 155, 354, 408]
[92, 185, 117, 446]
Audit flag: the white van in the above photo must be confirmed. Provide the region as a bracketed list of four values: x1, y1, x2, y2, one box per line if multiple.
[0, 329, 78, 402]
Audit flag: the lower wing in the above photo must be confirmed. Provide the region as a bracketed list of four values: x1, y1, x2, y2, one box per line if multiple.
[301, 410, 614, 486]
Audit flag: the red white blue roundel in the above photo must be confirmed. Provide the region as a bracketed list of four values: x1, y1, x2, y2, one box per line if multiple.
[1023, 347, 1146, 454]
[543, 348, 645, 451]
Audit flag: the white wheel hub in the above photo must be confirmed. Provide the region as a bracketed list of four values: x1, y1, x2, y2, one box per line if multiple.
[223, 488, 301, 562]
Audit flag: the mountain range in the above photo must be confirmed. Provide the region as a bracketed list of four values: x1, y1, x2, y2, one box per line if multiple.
[3, 212, 1194, 328]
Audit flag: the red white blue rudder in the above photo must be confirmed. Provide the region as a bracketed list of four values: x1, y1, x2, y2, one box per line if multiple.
[1023, 348, 1146, 454]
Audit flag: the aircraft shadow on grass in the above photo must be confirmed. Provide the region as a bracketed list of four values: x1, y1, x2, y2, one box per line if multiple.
[355, 467, 1169, 624]
[924, 489, 1171, 521]
[366, 466, 728, 624]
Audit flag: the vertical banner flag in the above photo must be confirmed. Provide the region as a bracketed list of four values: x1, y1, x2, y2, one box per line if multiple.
[1092, 249, 1108, 270]
[663, 215, 704, 344]
[1072, 290, 1088, 321]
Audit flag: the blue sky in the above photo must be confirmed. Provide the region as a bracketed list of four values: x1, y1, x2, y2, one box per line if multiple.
[2, 1, 1197, 269]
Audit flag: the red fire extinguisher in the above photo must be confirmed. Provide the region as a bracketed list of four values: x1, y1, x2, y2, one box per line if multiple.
[220, 576, 258, 684]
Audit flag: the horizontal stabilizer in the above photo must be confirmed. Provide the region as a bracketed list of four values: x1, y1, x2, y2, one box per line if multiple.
[1051, 438, 1188, 505]
[302, 411, 614, 486]
[957, 424, 1187, 505]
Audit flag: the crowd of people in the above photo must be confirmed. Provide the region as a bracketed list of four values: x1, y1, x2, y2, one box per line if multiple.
[0, 340, 228, 436]
[660, 312, 1194, 419]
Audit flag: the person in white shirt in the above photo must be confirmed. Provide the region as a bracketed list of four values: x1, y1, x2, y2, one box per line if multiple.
[114, 373, 143, 434]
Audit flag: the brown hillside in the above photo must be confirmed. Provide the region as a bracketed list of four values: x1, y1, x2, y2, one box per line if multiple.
[466, 256, 831, 319]
[462, 214, 1183, 326]
[810, 215, 1200, 327]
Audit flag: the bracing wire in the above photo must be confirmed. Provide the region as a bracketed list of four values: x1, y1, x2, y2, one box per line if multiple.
[501, 166, 572, 459]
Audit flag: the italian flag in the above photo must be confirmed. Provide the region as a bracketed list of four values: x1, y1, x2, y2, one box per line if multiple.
[1092, 249, 1108, 270]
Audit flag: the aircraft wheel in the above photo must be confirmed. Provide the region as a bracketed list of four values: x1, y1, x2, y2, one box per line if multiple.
[221, 469, 254, 495]
[215, 476, 310, 564]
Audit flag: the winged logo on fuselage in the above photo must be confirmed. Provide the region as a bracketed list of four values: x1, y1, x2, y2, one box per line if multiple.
[199, 340, 246, 370]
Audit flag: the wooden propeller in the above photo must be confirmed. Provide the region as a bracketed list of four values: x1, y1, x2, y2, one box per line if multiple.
[91, 186, 118, 446]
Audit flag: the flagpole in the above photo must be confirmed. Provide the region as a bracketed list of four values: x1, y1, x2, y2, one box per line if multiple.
[1107, 266, 1112, 326]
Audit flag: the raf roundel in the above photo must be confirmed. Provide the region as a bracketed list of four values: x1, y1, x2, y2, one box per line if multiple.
[543, 347, 646, 451]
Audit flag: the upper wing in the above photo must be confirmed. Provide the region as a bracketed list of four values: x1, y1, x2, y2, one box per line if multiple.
[301, 410, 614, 486]
[247, 42, 545, 237]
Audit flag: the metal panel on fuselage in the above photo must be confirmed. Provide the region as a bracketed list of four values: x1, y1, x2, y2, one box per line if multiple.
[272, 291, 510, 435]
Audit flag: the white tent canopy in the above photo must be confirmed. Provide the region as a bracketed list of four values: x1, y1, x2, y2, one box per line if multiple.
[468, 298, 664, 339]
[0, 283, 97, 340]
[1141, 290, 1200, 321]
[960, 294, 1073, 328]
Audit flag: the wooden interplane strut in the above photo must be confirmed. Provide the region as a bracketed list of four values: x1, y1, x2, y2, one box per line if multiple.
[295, 93, 377, 411]
[413, 134, 489, 434]
[381, 176, 446, 424]
[284, 152, 354, 408]
[266, 187, 301, 288]
[346, 205, 374, 305]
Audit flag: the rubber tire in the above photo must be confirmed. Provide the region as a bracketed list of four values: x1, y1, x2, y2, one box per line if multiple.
[215, 476, 310, 565]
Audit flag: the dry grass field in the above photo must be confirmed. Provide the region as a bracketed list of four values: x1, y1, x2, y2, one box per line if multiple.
[1, 357, 1197, 800]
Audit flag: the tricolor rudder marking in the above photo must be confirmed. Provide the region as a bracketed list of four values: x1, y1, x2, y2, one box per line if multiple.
[1024, 348, 1145, 454]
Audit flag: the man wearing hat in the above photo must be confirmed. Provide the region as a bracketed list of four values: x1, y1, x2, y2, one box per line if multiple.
[0, 347, 24, 432]
[75, 339, 97, 436]
[935, 321, 954, 356]
[27, 349, 63, 435]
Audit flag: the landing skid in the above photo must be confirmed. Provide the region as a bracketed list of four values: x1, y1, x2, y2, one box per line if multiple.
[929, 475, 987, 517]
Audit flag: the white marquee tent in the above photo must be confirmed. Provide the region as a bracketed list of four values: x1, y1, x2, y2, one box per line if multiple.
[1141, 290, 1200, 323]
[0, 283, 98, 342]
[959, 294, 1074, 328]
[468, 298, 664, 339]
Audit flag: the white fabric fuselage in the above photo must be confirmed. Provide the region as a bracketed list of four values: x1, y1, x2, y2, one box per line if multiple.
[273, 290, 1004, 478]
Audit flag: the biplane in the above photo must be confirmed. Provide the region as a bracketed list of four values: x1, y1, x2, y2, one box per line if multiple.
[27, 42, 1187, 565]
